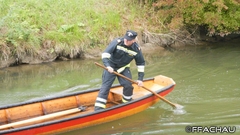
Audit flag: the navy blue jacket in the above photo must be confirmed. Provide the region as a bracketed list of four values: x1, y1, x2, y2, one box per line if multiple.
[101, 37, 145, 80]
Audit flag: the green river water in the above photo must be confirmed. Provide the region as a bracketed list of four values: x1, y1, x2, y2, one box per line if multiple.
[0, 39, 239, 135]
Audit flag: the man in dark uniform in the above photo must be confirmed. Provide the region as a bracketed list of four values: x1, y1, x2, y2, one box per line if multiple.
[94, 30, 145, 111]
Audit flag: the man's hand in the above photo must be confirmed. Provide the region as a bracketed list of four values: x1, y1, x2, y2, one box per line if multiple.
[136, 80, 143, 86]
[106, 66, 114, 73]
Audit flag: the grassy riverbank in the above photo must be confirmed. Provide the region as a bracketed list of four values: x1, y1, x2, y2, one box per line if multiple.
[0, 0, 164, 67]
[1, 0, 240, 68]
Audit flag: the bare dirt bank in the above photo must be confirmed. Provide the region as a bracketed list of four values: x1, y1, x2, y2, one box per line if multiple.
[1, 30, 239, 69]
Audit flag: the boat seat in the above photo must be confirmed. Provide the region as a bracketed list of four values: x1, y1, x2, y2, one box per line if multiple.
[110, 88, 145, 99]
[110, 88, 123, 95]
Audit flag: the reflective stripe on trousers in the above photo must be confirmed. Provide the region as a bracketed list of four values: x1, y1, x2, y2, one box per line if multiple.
[95, 67, 133, 109]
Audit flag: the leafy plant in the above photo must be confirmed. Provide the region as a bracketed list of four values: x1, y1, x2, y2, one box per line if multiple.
[150, 0, 240, 36]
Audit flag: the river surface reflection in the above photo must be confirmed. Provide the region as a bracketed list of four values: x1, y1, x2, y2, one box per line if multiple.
[0, 39, 240, 134]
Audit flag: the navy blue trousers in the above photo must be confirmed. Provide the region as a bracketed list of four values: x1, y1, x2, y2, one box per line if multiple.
[95, 67, 133, 109]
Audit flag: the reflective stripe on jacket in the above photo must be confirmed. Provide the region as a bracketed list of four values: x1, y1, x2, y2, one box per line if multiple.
[102, 38, 145, 80]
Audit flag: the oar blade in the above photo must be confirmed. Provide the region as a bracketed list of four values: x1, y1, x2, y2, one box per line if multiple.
[173, 104, 184, 109]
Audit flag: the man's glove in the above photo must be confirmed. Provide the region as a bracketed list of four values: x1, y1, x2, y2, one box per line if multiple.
[136, 80, 143, 86]
[106, 66, 114, 73]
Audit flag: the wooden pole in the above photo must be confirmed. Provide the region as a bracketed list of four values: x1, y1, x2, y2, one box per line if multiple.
[95, 62, 183, 109]
[0, 108, 82, 130]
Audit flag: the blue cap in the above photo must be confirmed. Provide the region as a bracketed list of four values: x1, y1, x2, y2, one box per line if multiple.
[124, 30, 137, 41]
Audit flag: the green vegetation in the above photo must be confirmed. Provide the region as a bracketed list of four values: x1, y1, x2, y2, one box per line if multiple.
[0, 0, 239, 67]
[0, 0, 155, 61]
[148, 0, 240, 36]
